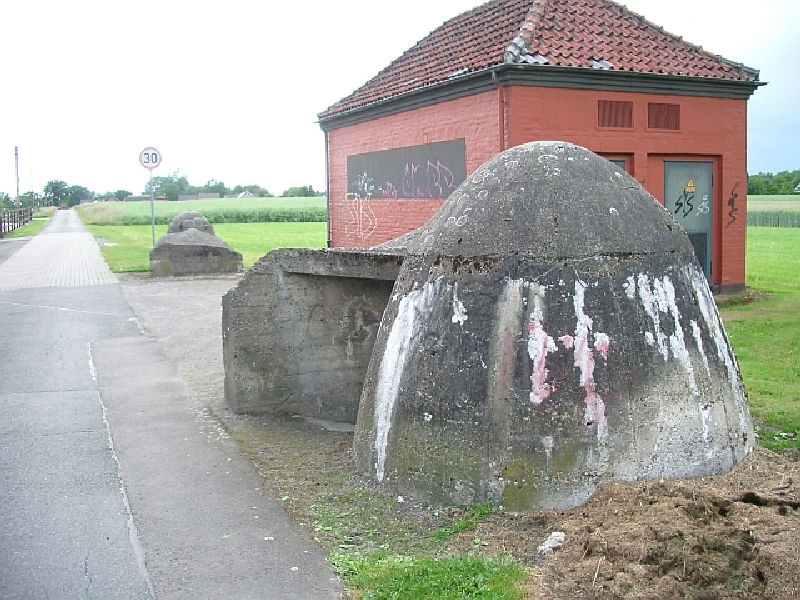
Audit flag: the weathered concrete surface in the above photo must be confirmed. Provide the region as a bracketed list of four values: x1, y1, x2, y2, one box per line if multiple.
[150, 228, 243, 277]
[222, 248, 402, 421]
[354, 142, 754, 512]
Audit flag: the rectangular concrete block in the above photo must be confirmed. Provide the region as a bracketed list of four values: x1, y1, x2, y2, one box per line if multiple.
[222, 249, 403, 423]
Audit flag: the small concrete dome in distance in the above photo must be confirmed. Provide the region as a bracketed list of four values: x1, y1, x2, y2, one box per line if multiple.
[167, 211, 216, 236]
[355, 142, 753, 512]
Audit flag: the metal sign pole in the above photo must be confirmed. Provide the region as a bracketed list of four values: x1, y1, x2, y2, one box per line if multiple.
[150, 170, 155, 247]
[139, 146, 161, 248]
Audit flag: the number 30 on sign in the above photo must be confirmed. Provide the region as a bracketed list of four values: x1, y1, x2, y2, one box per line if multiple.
[139, 147, 162, 170]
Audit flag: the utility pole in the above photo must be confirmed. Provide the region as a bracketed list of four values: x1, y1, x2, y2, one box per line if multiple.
[14, 146, 20, 209]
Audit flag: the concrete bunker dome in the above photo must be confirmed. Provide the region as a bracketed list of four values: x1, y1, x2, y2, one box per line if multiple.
[354, 141, 754, 512]
[409, 141, 684, 258]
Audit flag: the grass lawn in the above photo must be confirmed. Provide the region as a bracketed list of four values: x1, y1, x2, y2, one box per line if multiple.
[722, 227, 800, 449]
[86, 222, 327, 272]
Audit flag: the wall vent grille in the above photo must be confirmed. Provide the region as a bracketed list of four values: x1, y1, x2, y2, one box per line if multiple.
[598, 100, 633, 128]
[648, 103, 681, 130]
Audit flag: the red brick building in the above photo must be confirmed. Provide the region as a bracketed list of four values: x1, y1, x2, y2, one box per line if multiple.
[318, 0, 763, 292]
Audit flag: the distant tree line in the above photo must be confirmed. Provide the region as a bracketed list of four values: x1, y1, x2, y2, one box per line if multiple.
[281, 185, 317, 197]
[142, 171, 275, 200]
[2, 172, 320, 208]
[748, 170, 800, 195]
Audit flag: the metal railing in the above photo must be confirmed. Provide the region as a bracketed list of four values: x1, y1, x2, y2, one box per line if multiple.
[0, 207, 34, 237]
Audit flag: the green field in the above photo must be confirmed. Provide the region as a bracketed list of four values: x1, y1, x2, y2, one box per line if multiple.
[722, 227, 800, 449]
[747, 195, 800, 212]
[87, 222, 327, 272]
[746, 195, 800, 227]
[75, 197, 327, 225]
[76, 198, 328, 271]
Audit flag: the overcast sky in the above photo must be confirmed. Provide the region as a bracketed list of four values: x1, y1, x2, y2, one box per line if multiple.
[2, 0, 797, 198]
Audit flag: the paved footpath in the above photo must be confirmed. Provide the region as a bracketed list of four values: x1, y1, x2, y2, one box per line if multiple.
[0, 210, 341, 599]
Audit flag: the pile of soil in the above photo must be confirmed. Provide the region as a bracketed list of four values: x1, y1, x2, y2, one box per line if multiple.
[121, 275, 800, 598]
[460, 447, 800, 598]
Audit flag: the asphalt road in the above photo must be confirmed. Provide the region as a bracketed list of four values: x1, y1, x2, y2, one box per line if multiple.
[0, 213, 149, 598]
[0, 211, 341, 599]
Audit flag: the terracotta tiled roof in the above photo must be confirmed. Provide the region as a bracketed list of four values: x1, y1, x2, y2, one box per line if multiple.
[320, 0, 759, 119]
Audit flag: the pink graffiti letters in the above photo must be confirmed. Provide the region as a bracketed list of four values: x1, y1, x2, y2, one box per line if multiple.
[402, 160, 457, 198]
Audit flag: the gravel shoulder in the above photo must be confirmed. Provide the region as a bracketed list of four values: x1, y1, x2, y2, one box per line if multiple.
[120, 273, 800, 599]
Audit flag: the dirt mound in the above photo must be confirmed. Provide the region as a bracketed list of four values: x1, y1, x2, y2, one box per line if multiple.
[445, 447, 800, 598]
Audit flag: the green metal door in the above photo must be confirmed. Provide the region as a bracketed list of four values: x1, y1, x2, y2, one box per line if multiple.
[664, 161, 713, 278]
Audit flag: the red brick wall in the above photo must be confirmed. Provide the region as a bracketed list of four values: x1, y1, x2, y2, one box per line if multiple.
[326, 85, 748, 287]
[506, 86, 748, 287]
[327, 90, 500, 248]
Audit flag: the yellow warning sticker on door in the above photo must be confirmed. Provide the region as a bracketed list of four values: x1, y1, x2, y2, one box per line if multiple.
[685, 179, 696, 193]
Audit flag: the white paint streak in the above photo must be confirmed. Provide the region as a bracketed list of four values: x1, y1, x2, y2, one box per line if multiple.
[527, 285, 557, 404]
[373, 279, 441, 482]
[451, 282, 468, 327]
[688, 265, 751, 445]
[593, 333, 610, 360]
[662, 276, 699, 397]
[691, 320, 711, 376]
[637, 273, 669, 360]
[623, 276, 636, 299]
[572, 281, 608, 443]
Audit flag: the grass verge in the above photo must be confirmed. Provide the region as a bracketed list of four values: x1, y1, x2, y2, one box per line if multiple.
[229, 416, 527, 599]
[331, 552, 525, 599]
[721, 227, 800, 450]
[2, 215, 52, 238]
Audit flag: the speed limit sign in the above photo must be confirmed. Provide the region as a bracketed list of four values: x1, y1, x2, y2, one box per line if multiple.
[139, 147, 162, 170]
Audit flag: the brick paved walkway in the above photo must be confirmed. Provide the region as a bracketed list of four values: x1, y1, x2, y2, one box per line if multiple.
[0, 210, 116, 291]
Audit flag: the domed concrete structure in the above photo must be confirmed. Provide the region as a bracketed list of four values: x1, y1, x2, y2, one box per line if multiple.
[167, 211, 215, 235]
[354, 142, 753, 512]
[150, 212, 241, 277]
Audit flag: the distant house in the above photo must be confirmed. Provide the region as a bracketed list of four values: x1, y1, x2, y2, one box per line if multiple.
[318, 0, 764, 293]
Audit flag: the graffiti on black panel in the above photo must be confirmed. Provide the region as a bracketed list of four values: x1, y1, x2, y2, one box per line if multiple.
[346, 139, 466, 201]
[402, 160, 457, 198]
[345, 171, 377, 241]
[382, 182, 398, 199]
